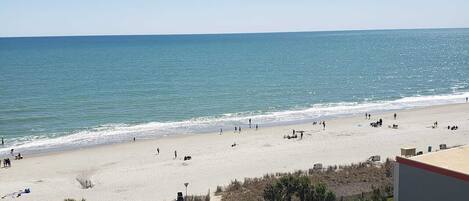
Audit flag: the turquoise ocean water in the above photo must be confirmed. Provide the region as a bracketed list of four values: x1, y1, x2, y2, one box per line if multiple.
[1, 29, 469, 155]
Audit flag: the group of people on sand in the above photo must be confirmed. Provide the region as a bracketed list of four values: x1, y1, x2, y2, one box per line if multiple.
[284, 130, 299, 139]
[226, 119, 259, 136]
[234, 126, 242, 133]
[448, 125, 459, 130]
[365, 113, 372, 120]
[312, 121, 326, 130]
[370, 119, 383, 127]
[1, 137, 26, 169]
[284, 130, 306, 140]
[366, 112, 398, 120]
[155, 119, 260, 161]
[248, 119, 259, 130]
[368, 113, 399, 129]
[154, 148, 193, 161]
[155, 147, 176, 159]
[231, 119, 259, 147]
[285, 120, 328, 140]
[431, 121, 460, 131]
[2, 149, 23, 168]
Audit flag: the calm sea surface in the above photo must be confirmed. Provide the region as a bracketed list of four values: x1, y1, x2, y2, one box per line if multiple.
[1, 29, 469, 154]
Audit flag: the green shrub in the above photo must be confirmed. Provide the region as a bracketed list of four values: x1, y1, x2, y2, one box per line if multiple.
[263, 174, 336, 201]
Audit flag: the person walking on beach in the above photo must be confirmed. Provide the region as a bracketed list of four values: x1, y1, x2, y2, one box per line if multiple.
[300, 132, 303, 140]
[365, 113, 368, 119]
[322, 121, 326, 130]
[235, 126, 237, 132]
[239, 127, 242, 133]
[368, 114, 371, 119]
[394, 113, 397, 120]
[255, 124, 258, 130]
[220, 128, 223, 135]
[249, 119, 252, 128]
[156, 147, 160, 155]
[466, 97, 468, 103]
[174, 150, 177, 159]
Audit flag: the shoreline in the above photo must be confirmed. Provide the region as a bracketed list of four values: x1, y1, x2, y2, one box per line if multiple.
[7, 102, 463, 159]
[3, 92, 469, 158]
[1, 103, 469, 201]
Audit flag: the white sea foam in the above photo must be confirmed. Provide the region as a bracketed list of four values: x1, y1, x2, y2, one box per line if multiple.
[2, 92, 469, 156]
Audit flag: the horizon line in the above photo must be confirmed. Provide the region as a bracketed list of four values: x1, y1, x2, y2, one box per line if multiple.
[1, 27, 468, 39]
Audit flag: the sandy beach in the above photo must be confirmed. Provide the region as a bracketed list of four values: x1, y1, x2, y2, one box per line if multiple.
[1, 103, 469, 201]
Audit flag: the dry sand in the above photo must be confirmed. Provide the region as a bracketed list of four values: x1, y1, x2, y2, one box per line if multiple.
[1, 103, 469, 201]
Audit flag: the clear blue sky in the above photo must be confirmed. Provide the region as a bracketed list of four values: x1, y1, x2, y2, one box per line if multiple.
[1, 0, 469, 37]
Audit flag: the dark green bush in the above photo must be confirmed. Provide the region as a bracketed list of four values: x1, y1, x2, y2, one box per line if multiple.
[263, 175, 336, 201]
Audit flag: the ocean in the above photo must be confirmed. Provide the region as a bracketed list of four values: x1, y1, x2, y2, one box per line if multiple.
[1, 28, 469, 155]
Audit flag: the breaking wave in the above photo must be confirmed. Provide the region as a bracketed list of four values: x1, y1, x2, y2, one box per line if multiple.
[2, 92, 469, 156]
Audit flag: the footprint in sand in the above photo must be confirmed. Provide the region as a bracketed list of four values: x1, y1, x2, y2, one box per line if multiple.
[263, 143, 272, 147]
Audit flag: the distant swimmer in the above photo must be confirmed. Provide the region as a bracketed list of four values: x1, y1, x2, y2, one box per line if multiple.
[1, 137, 3, 146]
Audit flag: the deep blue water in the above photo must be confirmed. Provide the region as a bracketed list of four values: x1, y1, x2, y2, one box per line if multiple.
[1, 29, 469, 153]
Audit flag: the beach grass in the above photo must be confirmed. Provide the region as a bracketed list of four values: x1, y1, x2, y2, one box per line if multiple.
[217, 160, 393, 201]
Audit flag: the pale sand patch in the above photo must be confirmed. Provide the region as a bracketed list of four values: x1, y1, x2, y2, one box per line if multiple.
[1, 103, 469, 201]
